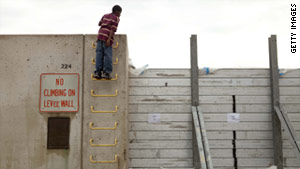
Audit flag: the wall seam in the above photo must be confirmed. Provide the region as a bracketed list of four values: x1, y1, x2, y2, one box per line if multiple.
[80, 34, 85, 169]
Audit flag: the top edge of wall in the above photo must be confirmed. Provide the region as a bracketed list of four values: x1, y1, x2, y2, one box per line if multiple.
[0, 34, 127, 36]
[0, 34, 85, 36]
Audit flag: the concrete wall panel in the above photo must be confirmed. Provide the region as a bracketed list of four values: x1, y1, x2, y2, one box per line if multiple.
[0, 35, 83, 169]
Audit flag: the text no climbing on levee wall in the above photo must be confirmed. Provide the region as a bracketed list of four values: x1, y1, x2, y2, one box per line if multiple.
[40, 73, 80, 112]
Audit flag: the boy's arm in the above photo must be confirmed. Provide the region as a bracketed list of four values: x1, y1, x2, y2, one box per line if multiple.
[98, 16, 103, 26]
[106, 17, 119, 46]
[106, 30, 114, 47]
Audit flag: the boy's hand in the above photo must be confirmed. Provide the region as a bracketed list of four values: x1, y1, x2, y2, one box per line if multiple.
[106, 39, 111, 47]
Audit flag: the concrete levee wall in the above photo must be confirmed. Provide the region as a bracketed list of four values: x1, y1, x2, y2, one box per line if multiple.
[0, 34, 129, 169]
[128, 69, 300, 169]
[1, 35, 300, 169]
[0, 35, 84, 169]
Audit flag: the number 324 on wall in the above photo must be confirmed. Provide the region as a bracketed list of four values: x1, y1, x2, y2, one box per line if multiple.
[61, 64, 72, 69]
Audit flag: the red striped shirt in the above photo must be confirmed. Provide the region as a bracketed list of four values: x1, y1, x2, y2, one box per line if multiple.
[97, 13, 120, 46]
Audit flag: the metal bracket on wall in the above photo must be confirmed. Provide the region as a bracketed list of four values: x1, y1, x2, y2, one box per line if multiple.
[113, 57, 119, 64]
[89, 122, 118, 130]
[90, 155, 118, 163]
[90, 89, 118, 97]
[90, 105, 118, 113]
[89, 138, 118, 147]
[92, 57, 119, 65]
[91, 73, 118, 81]
[113, 41, 119, 48]
[92, 41, 96, 49]
[92, 41, 118, 49]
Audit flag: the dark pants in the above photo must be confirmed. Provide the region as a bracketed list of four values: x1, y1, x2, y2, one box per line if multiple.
[94, 40, 112, 74]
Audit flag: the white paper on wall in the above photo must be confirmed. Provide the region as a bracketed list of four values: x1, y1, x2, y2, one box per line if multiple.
[227, 113, 240, 123]
[148, 114, 161, 123]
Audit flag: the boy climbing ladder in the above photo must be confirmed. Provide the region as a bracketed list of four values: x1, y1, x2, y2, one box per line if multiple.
[94, 5, 122, 80]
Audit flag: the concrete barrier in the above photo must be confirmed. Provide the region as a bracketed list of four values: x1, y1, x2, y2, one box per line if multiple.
[0, 34, 129, 169]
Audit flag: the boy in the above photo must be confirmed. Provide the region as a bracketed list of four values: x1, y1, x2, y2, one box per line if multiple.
[94, 5, 122, 79]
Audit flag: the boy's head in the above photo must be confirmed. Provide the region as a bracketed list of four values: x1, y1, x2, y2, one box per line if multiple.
[112, 5, 122, 17]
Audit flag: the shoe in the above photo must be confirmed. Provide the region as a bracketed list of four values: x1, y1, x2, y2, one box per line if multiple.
[103, 73, 112, 80]
[93, 72, 102, 79]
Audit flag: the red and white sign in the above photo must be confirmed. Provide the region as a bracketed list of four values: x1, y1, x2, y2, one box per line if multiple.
[39, 73, 80, 112]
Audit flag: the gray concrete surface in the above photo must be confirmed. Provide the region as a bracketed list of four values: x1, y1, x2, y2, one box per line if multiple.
[0, 34, 129, 169]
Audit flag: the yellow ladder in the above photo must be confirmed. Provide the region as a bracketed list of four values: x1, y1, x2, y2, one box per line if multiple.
[89, 40, 120, 165]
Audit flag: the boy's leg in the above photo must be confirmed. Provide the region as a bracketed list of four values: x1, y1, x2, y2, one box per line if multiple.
[94, 40, 104, 78]
[103, 45, 113, 79]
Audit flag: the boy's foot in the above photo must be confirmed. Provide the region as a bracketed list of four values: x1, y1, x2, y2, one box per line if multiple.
[93, 72, 102, 79]
[103, 73, 112, 80]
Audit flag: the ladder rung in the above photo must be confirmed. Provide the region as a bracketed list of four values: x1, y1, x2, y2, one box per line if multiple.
[92, 58, 118, 65]
[89, 155, 118, 163]
[112, 41, 119, 48]
[91, 73, 118, 81]
[90, 105, 118, 113]
[91, 41, 118, 49]
[89, 122, 118, 130]
[90, 89, 118, 97]
[89, 138, 118, 147]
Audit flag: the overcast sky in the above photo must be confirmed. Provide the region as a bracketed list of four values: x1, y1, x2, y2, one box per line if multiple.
[0, 0, 299, 68]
